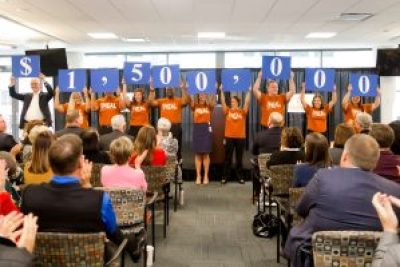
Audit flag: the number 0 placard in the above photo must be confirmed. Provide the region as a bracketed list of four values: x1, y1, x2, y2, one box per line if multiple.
[151, 65, 180, 88]
[350, 74, 378, 97]
[58, 69, 86, 92]
[262, 56, 291, 80]
[186, 70, 216, 95]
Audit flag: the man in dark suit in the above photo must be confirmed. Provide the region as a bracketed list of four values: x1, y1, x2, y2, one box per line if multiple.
[55, 110, 83, 138]
[284, 134, 400, 265]
[99, 114, 129, 151]
[252, 111, 283, 155]
[8, 75, 54, 129]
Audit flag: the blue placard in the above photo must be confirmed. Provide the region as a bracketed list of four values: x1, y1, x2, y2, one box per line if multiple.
[123, 62, 150, 85]
[90, 69, 119, 93]
[262, 56, 291, 80]
[151, 65, 180, 88]
[305, 68, 335, 92]
[12, 55, 40, 78]
[221, 69, 251, 92]
[350, 74, 378, 97]
[58, 69, 86, 92]
[186, 70, 216, 95]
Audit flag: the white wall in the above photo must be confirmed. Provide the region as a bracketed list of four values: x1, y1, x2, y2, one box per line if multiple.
[380, 76, 400, 123]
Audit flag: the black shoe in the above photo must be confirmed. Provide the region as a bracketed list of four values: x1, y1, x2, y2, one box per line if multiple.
[239, 179, 245, 184]
[221, 178, 227, 184]
[128, 229, 146, 263]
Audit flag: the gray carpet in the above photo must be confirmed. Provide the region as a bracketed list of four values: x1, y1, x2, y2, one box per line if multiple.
[146, 182, 286, 267]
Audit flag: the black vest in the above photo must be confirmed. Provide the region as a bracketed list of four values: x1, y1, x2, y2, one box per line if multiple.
[21, 182, 104, 233]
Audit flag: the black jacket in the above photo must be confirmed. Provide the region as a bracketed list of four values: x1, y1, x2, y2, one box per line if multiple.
[99, 130, 128, 151]
[9, 83, 54, 129]
[55, 126, 83, 138]
[252, 127, 282, 155]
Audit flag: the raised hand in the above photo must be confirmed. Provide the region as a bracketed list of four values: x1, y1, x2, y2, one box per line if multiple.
[17, 213, 38, 253]
[0, 159, 9, 192]
[9, 76, 16, 87]
[0, 211, 24, 243]
[347, 84, 352, 92]
[372, 192, 398, 233]
[80, 158, 93, 188]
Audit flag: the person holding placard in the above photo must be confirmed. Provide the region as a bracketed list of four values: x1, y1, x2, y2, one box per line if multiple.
[190, 92, 216, 185]
[342, 84, 381, 126]
[122, 80, 150, 137]
[8, 74, 54, 129]
[300, 82, 337, 135]
[220, 85, 251, 184]
[149, 81, 189, 160]
[252, 71, 296, 128]
[54, 87, 90, 128]
[90, 90, 125, 135]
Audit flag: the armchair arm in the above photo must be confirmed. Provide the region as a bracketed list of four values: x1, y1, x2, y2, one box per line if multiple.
[104, 238, 128, 266]
[146, 192, 158, 207]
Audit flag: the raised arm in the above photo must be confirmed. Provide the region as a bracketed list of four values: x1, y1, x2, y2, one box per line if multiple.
[371, 88, 381, 112]
[40, 73, 54, 100]
[8, 76, 24, 101]
[122, 81, 131, 108]
[90, 90, 99, 111]
[219, 84, 228, 113]
[300, 82, 307, 109]
[116, 86, 126, 110]
[243, 88, 252, 114]
[180, 80, 190, 106]
[54, 87, 65, 113]
[82, 87, 91, 112]
[189, 95, 195, 109]
[252, 71, 262, 101]
[328, 85, 338, 110]
[342, 84, 352, 110]
[286, 71, 296, 102]
[208, 93, 216, 109]
[148, 80, 159, 107]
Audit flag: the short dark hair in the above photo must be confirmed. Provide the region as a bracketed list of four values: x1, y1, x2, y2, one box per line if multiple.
[230, 96, 241, 106]
[281, 127, 304, 148]
[80, 127, 100, 152]
[389, 121, 400, 155]
[334, 123, 355, 148]
[49, 134, 82, 175]
[305, 133, 331, 166]
[369, 123, 395, 149]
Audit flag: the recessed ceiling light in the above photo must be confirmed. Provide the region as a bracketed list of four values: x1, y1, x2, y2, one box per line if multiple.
[339, 13, 373, 21]
[0, 43, 13, 50]
[305, 32, 336, 39]
[87, 32, 118, 39]
[122, 38, 147, 43]
[198, 32, 226, 39]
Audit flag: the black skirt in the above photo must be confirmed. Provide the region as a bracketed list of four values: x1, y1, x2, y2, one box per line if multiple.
[192, 123, 212, 154]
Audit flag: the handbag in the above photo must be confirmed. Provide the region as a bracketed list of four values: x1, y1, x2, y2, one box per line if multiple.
[252, 212, 279, 238]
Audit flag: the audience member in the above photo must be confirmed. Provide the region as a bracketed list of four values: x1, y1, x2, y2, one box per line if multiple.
[22, 125, 50, 163]
[0, 159, 18, 215]
[284, 134, 400, 265]
[80, 128, 111, 164]
[55, 109, 83, 138]
[369, 124, 400, 183]
[293, 133, 331, 187]
[101, 136, 147, 191]
[129, 126, 166, 168]
[99, 114, 129, 151]
[355, 112, 373, 134]
[21, 134, 144, 261]
[267, 127, 304, 168]
[156, 117, 178, 158]
[0, 114, 21, 158]
[0, 152, 22, 203]
[252, 112, 283, 155]
[329, 123, 356, 165]
[388, 120, 400, 155]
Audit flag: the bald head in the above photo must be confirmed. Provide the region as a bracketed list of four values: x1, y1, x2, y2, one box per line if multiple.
[268, 112, 283, 127]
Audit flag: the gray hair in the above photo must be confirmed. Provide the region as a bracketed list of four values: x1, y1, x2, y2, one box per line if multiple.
[268, 112, 283, 127]
[111, 114, 126, 130]
[157, 117, 171, 135]
[356, 112, 372, 132]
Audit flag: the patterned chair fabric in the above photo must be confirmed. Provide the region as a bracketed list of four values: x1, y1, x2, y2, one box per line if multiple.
[258, 153, 272, 178]
[312, 231, 382, 267]
[91, 163, 105, 187]
[165, 155, 177, 183]
[267, 164, 295, 196]
[141, 166, 168, 195]
[35, 232, 106, 267]
[289, 187, 305, 227]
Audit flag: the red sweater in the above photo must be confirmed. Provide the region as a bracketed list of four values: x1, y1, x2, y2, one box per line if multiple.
[0, 192, 19, 215]
[129, 148, 167, 167]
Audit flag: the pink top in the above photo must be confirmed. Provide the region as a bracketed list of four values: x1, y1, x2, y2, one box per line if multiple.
[101, 164, 147, 192]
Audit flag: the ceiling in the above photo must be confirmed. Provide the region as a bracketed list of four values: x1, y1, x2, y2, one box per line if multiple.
[1, 0, 400, 52]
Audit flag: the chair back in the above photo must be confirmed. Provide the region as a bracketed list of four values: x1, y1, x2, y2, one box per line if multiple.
[96, 187, 146, 226]
[312, 231, 382, 267]
[141, 166, 167, 194]
[91, 163, 105, 187]
[289, 187, 305, 227]
[258, 153, 271, 178]
[165, 155, 177, 183]
[268, 164, 295, 196]
[35, 232, 106, 267]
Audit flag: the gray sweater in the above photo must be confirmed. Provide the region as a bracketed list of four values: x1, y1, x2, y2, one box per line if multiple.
[372, 231, 400, 267]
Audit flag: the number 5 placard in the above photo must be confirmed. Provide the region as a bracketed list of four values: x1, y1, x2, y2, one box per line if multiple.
[123, 62, 150, 85]
[350, 74, 378, 97]
[186, 70, 216, 95]
[151, 65, 180, 88]
[58, 69, 87, 92]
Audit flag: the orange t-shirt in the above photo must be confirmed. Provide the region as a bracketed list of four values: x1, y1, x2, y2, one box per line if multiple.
[130, 103, 149, 126]
[305, 104, 332, 133]
[224, 108, 247, 139]
[158, 98, 183, 124]
[193, 104, 212, 124]
[96, 96, 121, 126]
[61, 103, 89, 128]
[343, 103, 373, 125]
[260, 94, 287, 127]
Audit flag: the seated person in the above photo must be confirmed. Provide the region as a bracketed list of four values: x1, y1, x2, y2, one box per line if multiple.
[0, 152, 23, 204]
[0, 159, 19, 215]
[99, 115, 130, 151]
[252, 112, 283, 155]
[80, 128, 111, 164]
[267, 127, 304, 168]
[369, 123, 400, 183]
[55, 109, 83, 138]
[293, 132, 331, 187]
[156, 117, 178, 158]
[22, 124, 49, 163]
[0, 114, 21, 158]
[388, 120, 400, 155]
[101, 136, 147, 191]
[355, 112, 373, 134]
[284, 134, 400, 264]
[23, 131, 54, 185]
[21, 134, 143, 261]
[329, 123, 355, 166]
[129, 126, 167, 167]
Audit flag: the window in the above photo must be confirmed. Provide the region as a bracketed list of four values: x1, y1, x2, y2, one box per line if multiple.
[168, 53, 216, 68]
[322, 50, 376, 68]
[276, 51, 321, 68]
[224, 52, 274, 68]
[83, 55, 126, 69]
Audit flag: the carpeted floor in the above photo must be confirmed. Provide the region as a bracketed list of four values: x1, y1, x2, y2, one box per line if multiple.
[135, 182, 286, 267]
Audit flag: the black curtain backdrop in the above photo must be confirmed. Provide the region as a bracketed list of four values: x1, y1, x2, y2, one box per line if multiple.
[54, 68, 379, 150]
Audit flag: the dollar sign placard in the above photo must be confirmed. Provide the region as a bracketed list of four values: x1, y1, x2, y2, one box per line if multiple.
[12, 55, 40, 78]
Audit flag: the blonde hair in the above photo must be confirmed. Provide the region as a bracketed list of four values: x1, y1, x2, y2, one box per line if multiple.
[110, 136, 134, 165]
[344, 134, 380, 171]
[134, 126, 156, 164]
[28, 125, 51, 144]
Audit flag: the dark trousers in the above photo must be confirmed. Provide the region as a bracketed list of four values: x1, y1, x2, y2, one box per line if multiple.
[223, 138, 245, 180]
[99, 126, 112, 135]
[128, 125, 142, 138]
[170, 123, 182, 160]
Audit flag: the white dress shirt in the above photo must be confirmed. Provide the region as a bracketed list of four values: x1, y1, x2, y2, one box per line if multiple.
[25, 92, 44, 121]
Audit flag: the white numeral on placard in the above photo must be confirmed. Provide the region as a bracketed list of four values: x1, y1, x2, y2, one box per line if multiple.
[68, 71, 75, 89]
[160, 67, 172, 85]
[270, 57, 283, 77]
[358, 75, 370, 94]
[195, 72, 208, 91]
[314, 70, 326, 89]
[131, 64, 143, 82]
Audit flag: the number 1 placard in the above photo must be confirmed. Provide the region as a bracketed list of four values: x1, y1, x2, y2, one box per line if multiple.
[58, 69, 87, 92]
